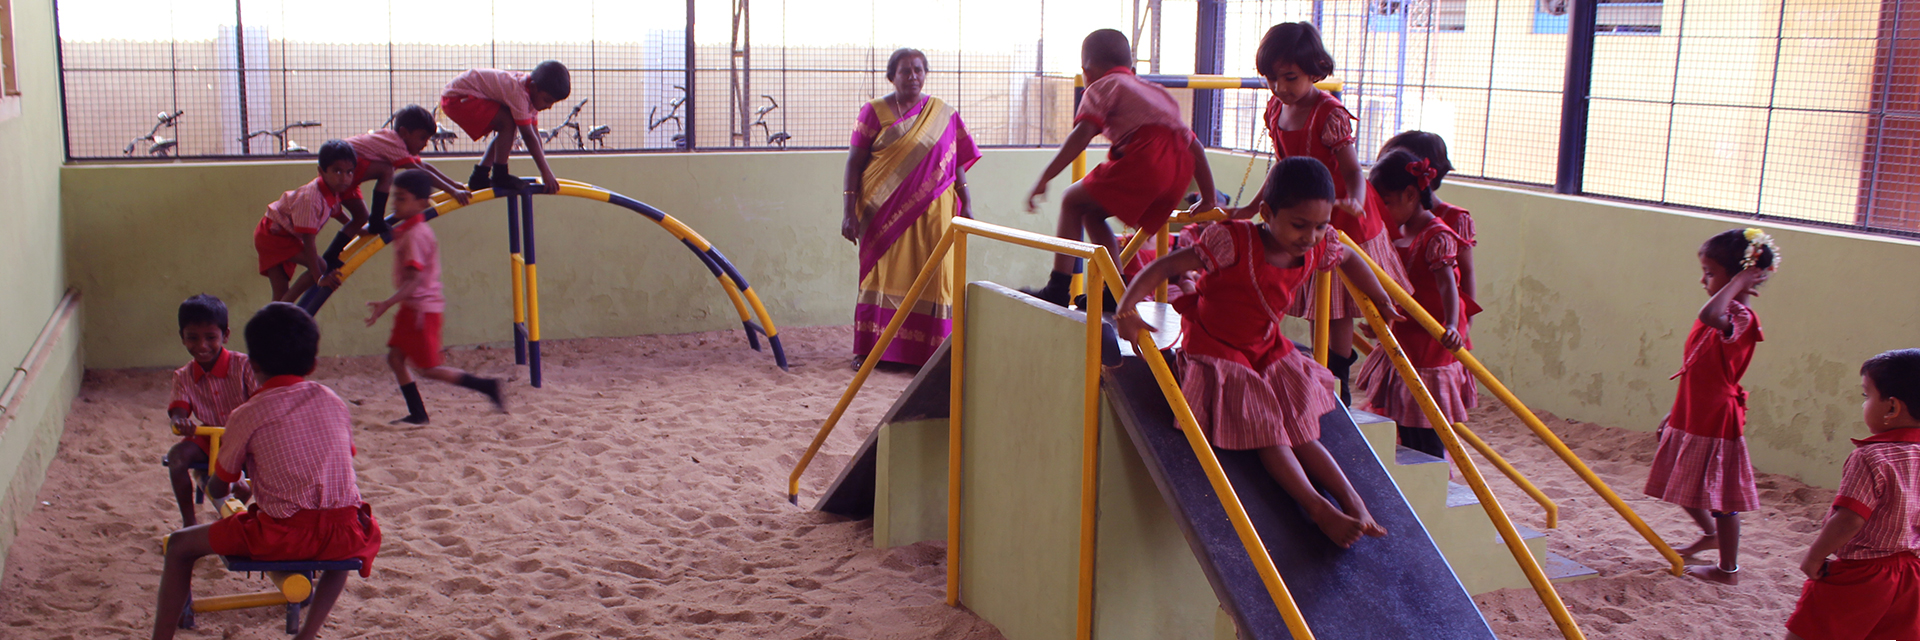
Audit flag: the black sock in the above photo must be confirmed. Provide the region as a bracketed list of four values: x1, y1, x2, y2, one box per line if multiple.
[457, 374, 506, 412]
[365, 190, 391, 237]
[321, 230, 353, 270]
[1027, 271, 1074, 306]
[492, 163, 527, 191]
[467, 164, 491, 190]
[1328, 349, 1357, 406]
[396, 382, 429, 425]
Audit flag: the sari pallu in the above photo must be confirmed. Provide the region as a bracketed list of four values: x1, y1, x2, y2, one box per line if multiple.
[853, 96, 981, 366]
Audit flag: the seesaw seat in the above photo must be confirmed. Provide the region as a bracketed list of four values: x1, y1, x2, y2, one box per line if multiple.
[181, 556, 364, 636]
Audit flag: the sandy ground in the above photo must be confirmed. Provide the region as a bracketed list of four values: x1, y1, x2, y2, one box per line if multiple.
[0, 323, 1840, 639]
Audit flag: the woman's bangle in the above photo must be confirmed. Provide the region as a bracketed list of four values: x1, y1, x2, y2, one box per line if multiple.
[1114, 308, 1140, 321]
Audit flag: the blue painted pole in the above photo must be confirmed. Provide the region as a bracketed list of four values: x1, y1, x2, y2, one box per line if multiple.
[524, 192, 543, 388]
[508, 195, 527, 365]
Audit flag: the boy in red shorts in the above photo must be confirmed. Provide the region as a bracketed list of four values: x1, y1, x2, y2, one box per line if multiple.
[365, 169, 505, 425]
[1024, 29, 1216, 308]
[1787, 348, 1920, 640]
[152, 302, 381, 639]
[256, 140, 355, 303]
[163, 294, 258, 528]
[439, 61, 569, 195]
[323, 105, 473, 269]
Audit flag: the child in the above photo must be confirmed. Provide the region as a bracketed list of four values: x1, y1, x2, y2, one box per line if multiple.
[255, 140, 355, 303]
[151, 302, 381, 639]
[1353, 150, 1476, 461]
[1114, 157, 1398, 547]
[1380, 131, 1472, 303]
[1234, 22, 1410, 403]
[324, 105, 473, 269]
[1642, 227, 1778, 585]
[163, 294, 258, 527]
[1786, 349, 1920, 639]
[440, 61, 569, 195]
[365, 169, 506, 424]
[1023, 29, 1217, 308]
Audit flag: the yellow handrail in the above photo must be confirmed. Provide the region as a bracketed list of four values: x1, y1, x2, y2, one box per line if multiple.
[1312, 270, 1332, 366]
[1337, 266, 1583, 640]
[1453, 422, 1559, 529]
[1334, 231, 1684, 576]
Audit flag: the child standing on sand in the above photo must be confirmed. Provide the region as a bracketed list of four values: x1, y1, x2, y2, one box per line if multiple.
[1643, 228, 1779, 585]
[1786, 348, 1920, 639]
[1114, 158, 1397, 547]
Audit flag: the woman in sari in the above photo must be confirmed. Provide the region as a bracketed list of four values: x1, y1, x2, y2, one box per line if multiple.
[842, 48, 981, 368]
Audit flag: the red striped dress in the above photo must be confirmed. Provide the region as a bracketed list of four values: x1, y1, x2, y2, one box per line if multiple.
[1431, 199, 1476, 348]
[1174, 220, 1343, 450]
[1266, 92, 1411, 319]
[1643, 302, 1762, 513]
[1354, 219, 1479, 429]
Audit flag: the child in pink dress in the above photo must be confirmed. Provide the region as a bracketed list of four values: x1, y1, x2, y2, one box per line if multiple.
[1354, 150, 1477, 459]
[1115, 157, 1401, 547]
[1645, 227, 1778, 585]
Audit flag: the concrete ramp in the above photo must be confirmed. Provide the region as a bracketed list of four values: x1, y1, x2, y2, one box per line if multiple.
[814, 341, 951, 519]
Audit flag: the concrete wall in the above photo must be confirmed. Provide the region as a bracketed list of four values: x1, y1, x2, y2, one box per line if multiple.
[0, 0, 81, 579]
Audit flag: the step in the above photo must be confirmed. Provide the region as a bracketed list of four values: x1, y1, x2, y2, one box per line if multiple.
[1542, 551, 1599, 583]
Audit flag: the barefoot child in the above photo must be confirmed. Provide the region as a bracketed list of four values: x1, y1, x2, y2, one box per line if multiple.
[1234, 22, 1410, 403]
[1024, 29, 1216, 308]
[1353, 150, 1477, 460]
[255, 140, 355, 302]
[1787, 349, 1920, 639]
[163, 294, 257, 527]
[440, 61, 570, 195]
[152, 303, 381, 639]
[1643, 227, 1779, 585]
[1114, 157, 1396, 547]
[365, 169, 505, 424]
[324, 104, 473, 267]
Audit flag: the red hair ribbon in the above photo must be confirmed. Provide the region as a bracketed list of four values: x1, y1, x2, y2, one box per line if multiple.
[1407, 158, 1438, 191]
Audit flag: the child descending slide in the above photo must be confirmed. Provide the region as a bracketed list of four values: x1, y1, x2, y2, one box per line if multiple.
[254, 141, 356, 303]
[440, 61, 570, 195]
[1644, 227, 1779, 585]
[163, 294, 258, 528]
[365, 169, 506, 425]
[1353, 150, 1477, 461]
[323, 104, 474, 268]
[1113, 157, 1397, 547]
[1023, 28, 1216, 308]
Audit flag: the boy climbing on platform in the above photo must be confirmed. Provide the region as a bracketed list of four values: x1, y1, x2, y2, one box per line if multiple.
[255, 140, 356, 303]
[440, 61, 569, 195]
[1024, 29, 1216, 309]
[162, 294, 257, 528]
[151, 302, 381, 640]
[324, 105, 472, 269]
[365, 169, 505, 425]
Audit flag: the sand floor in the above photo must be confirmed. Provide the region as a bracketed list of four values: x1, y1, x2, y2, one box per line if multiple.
[0, 325, 1838, 638]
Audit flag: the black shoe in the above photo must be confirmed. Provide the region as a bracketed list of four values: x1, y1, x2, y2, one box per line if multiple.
[492, 172, 529, 193]
[1020, 271, 1075, 307]
[478, 378, 507, 413]
[1072, 290, 1121, 314]
[467, 165, 492, 191]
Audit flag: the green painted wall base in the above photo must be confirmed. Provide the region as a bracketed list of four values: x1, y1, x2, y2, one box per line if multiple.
[874, 418, 948, 549]
[0, 302, 84, 583]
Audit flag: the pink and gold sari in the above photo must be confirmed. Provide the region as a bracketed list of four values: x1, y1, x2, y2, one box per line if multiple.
[852, 95, 981, 366]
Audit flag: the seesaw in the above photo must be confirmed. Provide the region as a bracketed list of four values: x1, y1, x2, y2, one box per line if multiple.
[295, 178, 789, 385]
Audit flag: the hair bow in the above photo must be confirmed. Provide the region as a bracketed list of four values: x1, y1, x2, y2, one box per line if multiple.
[1407, 158, 1438, 191]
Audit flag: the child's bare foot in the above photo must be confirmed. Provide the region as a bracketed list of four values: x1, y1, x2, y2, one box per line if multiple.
[1676, 534, 1718, 557]
[1685, 563, 1739, 585]
[1309, 505, 1367, 548]
[1358, 515, 1388, 539]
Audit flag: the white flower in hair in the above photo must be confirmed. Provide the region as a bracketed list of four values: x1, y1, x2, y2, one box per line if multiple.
[1741, 228, 1780, 271]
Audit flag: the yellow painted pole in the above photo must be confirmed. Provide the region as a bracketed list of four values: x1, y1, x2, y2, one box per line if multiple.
[267, 571, 313, 602]
[1341, 275, 1583, 640]
[1154, 226, 1170, 302]
[1312, 270, 1332, 366]
[191, 591, 291, 612]
[1455, 422, 1559, 529]
[1075, 252, 1109, 640]
[1334, 231, 1683, 576]
[1070, 149, 1089, 301]
[789, 230, 957, 503]
[946, 231, 968, 607]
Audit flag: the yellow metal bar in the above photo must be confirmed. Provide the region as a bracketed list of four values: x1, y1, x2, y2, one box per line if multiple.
[1075, 252, 1108, 640]
[1333, 231, 1683, 576]
[526, 264, 542, 341]
[1455, 422, 1560, 529]
[1311, 271, 1332, 366]
[1154, 226, 1170, 302]
[511, 254, 528, 325]
[714, 275, 756, 328]
[191, 591, 290, 613]
[1169, 208, 1229, 226]
[267, 571, 313, 603]
[946, 231, 968, 607]
[742, 287, 782, 338]
[789, 229, 958, 502]
[1116, 227, 1156, 269]
[951, 217, 1099, 259]
[1340, 274, 1583, 640]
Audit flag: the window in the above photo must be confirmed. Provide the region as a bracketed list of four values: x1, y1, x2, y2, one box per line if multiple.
[1369, 0, 1467, 33]
[1535, 0, 1663, 35]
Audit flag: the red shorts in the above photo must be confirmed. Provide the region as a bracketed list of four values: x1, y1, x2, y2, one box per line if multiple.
[179, 434, 212, 456]
[1078, 125, 1195, 233]
[254, 217, 305, 276]
[441, 94, 503, 141]
[1787, 552, 1920, 640]
[208, 503, 382, 577]
[389, 308, 445, 369]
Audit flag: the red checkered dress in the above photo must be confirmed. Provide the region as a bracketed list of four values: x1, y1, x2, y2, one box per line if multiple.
[168, 350, 258, 451]
[1643, 303, 1762, 512]
[214, 376, 363, 519]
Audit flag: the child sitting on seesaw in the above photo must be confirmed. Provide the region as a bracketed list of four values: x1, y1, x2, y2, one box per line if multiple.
[440, 61, 570, 195]
[1114, 157, 1397, 547]
[324, 104, 473, 268]
[163, 294, 258, 528]
[152, 302, 381, 640]
[254, 140, 356, 303]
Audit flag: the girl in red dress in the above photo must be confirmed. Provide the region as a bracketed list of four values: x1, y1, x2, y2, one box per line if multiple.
[1116, 157, 1401, 547]
[1231, 22, 1412, 403]
[1379, 131, 1475, 311]
[1644, 228, 1778, 585]
[1354, 150, 1476, 460]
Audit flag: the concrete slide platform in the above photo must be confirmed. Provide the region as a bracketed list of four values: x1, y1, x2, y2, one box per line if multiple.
[813, 341, 951, 518]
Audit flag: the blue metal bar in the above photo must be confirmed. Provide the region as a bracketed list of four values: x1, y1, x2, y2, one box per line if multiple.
[523, 192, 542, 388]
[508, 194, 527, 365]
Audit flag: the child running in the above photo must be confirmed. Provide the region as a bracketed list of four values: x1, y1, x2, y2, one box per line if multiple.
[163, 294, 257, 528]
[440, 61, 570, 195]
[152, 302, 381, 640]
[254, 140, 355, 303]
[1786, 348, 1920, 640]
[1353, 149, 1476, 460]
[1114, 157, 1397, 547]
[1643, 227, 1779, 585]
[365, 169, 506, 424]
[324, 104, 473, 268]
[1235, 22, 1410, 403]
[1024, 28, 1216, 308]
